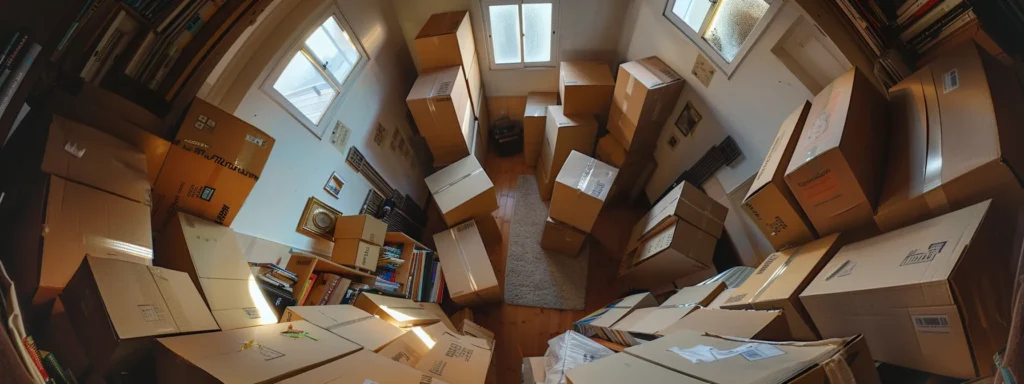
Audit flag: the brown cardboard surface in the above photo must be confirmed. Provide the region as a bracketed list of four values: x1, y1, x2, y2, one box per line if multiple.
[420, 302, 459, 333]
[720, 234, 842, 341]
[281, 305, 404, 352]
[613, 56, 685, 128]
[377, 327, 433, 367]
[566, 352, 703, 384]
[541, 217, 588, 257]
[742, 102, 817, 250]
[415, 333, 493, 384]
[875, 42, 1024, 232]
[331, 239, 380, 272]
[595, 135, 626, 168]
[524, 92, 559, 166]
[151, 144, 258, 230]
[415, 11, 476, 73]
[433, 220, 501, 306]
[607, 103, 655, 153]
[35, 177, 153, 305]
[662, 282, 726, 308]
[622, 220, 716, 288]
[629, 182, 728, 252]
[156, 321, 360, 383]
[800, 199, 1014, 378]
[354, 292, 440, 327]
[333, 214, 387, 246]
[461, 319, 495, 346]
[40, 298, 90, 379]
[707, 288, 735, 309]
[279, 350, 447, 384]
[537, 106, 598, 199]
[784, 68, 888, 237]
[550, 151, 619, 233]
[156, 212, 276, 330]
[408, 66, 473, 148]
[658, 308, 789, 340]
[573, 293, 658, 340]
[524, 356, 546, 384]
[559, 61, 614, 115]
[608, 306, 698, 346]
[174, 98, 275, 177]
[425, 155, 499, 227]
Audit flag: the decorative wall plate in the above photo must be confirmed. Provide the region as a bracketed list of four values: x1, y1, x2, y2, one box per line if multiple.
[296, 197, 342, 241]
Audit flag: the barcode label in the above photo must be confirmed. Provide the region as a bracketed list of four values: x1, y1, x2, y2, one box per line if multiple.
[913, 315, 951, 333]
[943, 69, 959, 93]
[437, 81, 453, 95]
[740, 344, 785, 361]
[245, 134, 267, 148]
[591, 180, 606, 197]
[243, 307, 261, 319]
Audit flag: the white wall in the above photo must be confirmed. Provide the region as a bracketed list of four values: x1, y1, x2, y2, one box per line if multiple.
[224, 0, 427, 254]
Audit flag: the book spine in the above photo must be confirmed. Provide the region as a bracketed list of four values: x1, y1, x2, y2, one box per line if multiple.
[319, 276, 340, 305]
[907, 2, 970, 46]
[298, 273, 316, 304]
[0, 43, 40, 119]
[900, 0, 964, 41]
[0, 32, 25, 69]
[23, 337, 50, 381]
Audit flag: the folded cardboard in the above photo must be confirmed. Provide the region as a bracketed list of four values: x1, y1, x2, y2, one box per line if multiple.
[330, 239, 380, 272]
[559, 61, 615, 115]
[720, 234, 842, 341]
[627, 182, 728, 254]
[601, 283, 724, 345]
[550, 151, 618, 232]
[573, 292, 657, 341]
[524, 92, 559, 166]
[414, 11, 481, 113]
[155, 321, 360, 383]
[800, 199, 1014, 378]
[541, 217, 588, 257]
[523, 356, 546, 384]
[354, 292, 440, 327]
[151, 143, 258, 230]
[174, 97, 275, 176]
[658, 308, 789, 340]
[784, 68, 888, 236]
[536, 106, 598, 200]
[566, 351, 703, 384]
[333, 214, 387, 246]
[279, 350, 447, 384]
[415, 333, 493, 384]
[620, 220, 716, 288]
[875, 42, 1024, 232]
[281, 305, 404, 352]
[425, 155, 498, 226]
[433, 220, 501, 306]
[408, 66, 473, 160]
[742, 102, 817, 250]
[595, 135, 627, 168]
[61, 256, 219, 377]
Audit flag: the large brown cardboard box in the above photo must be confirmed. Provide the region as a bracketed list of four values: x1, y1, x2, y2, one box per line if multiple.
[719, 234, 842, 341]
[414, 11, 481, 115]
[331, 239, 380, 272]
[550, 151, 619, 233]
[607, 103, 652, 153]
[875, 42, 1024, 232]
[151, 144, 258, 230]
[784, 68, 888, 237]
[61, 256, 219, 379]
[281, 305, 404, 352]
[658, 308, 789, 339]
[536, 106, 598, 200]
[425, 155, 498, 226]
[620, 220, 716, 289]
[595, 135, 626, 168]
[415, 333, 493, 384]
[354, 292, 440, 327]
[601, 283, 725, 345]
[155, 320, 361, 383]
[800, 200, 1015, 378]
[524, 92, 559, 166]
[433, 220, 501, 306]
[559, 61, 614, 115]
[174, 98, 275, 176]
[376, 322, 452, 367]
[742, 102, 818, 251]
[612, 56, 685, 129]
[573, 292, 658, 341]
[627, 181, 728, 254]
[541, 217, 587, 257]
[427, 89, 476, 168]
[279, 350, 448, 384]
[408, 66, 474, 163]
[333, 214, 387, 246]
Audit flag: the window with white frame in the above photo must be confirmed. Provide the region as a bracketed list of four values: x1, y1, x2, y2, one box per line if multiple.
[263, 8, 367, 137]
[665, 0, 783, 77]
[481, 0, 558, 69]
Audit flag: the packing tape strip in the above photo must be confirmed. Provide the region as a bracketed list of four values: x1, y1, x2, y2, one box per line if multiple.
[920, 75, 950, 214]
[451, 223, 480, 293]
[821, 351, 858, 384]
[575, 159, 597, 195]
[326, 315, 374, 331]
[636, 57, 681, 85]
[83, 234, 154, 260]
[432, 168, 483, 195]
[747, 245, 805, 304]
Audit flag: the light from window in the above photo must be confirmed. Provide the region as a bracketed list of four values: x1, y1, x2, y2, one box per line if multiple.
[665, 0, 776, 76]
[483, 1, 556, 67]
[488, 5, 522, 64]
[273, 52, 338, 125]
[702, 0, 769, 62]
[522, 3, 553, 62]
[672, 0, 713, 31]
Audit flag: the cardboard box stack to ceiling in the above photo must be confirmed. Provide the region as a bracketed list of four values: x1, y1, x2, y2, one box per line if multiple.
[407, 66, 475, 167]
[540, 216, 588, 257]
[433, 219, 501, 306]
[601, 283, 725, 346]
[536, 106, 598, 201]
[353, 292, 440, 328]
[720, 233, 842, 341]
[574, 292, 658, 341]
[742, 101, 818, 251]
[279, 350, 449, 384]
[559, 61, 615, 115]
[152, 98, 275, 230]
[608, 56, 685, 151]
[875, 42, 1024, 232]
[414, 11, 482, 119]
[784, 67, 888, 237]
[281, 305, 404, 352]
[155, 320, 361, 383]
[155, 212, 277, 330]
[800, 199, 1016, 379]
[523, 92, 559, 166]
[549, 151, 619, 233]
[425, 155, 498, 227]
[60, 256, 219, 378]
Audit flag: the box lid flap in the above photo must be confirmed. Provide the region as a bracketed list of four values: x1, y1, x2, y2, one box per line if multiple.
[198, 278, 262, 312]
[746, 102, 811, 201]
[416, 11, 468, 38]
[787, 69, 856, 175]
[662, 282, 726, 308]
[561, 61, 614, 86]
[425, 155, 493, 214]
[408, 67, 463, 100]
[657, 308, 782, 338]
[525, 92, 559, 117]
[554, 151, 618, 201]
[622, 57, 683, 89]
[178, 213, 252, 280]
[278, 350, 446, 384]
[725, 234, 841, 305]
[414, 333, 492, 382]
[288, 305, 403, 350]
[148, 267, 220, 333]
[547, 105, 598, 128]
[626, 307, 698, 335]
[359, 293, 440, 324]
[567, 352, 700, 383]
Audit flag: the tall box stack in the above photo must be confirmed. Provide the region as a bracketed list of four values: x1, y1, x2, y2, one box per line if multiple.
[523, 92, 558, 166]
[433, 220, 501, 306]
[414, 11, 483, 120]
[784, 68, 887, 237]
[535, 106, 598, 201]
[608, 56, 684, 151]
[559, 61, 614, 115]
[332, 214, 387, 272]
[407, 66, 475, 167]
[425, 155, 498, 227]
[544, 151, 618, 256]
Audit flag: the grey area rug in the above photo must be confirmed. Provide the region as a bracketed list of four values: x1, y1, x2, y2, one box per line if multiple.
[505, 175, 589, 310]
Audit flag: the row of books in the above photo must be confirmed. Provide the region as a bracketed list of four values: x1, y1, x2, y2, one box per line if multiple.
[898, 0, 976, 53]
[125, 0, 226, 91]
[298, 272, 373, 306]
[0, 31, 41, 119]
[406, 249, 444, 303]
[24, 336, 74, 384]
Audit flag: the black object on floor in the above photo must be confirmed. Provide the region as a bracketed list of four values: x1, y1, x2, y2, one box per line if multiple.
[490, 117, 523, 157]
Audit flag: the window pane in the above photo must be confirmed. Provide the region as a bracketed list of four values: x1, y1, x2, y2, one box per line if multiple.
[305, 16, 361, 85]
[702, 0, 769, 62]
[488, 4, 521, 64]
[522, 3, 552, 63]
[273, 52, 338, 124]
[672, 0, 714, 31]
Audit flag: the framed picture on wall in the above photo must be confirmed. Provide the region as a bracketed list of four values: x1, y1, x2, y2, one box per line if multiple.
[675, 101, 702, 137]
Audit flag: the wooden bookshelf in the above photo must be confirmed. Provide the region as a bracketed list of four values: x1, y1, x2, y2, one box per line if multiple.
[285, 252, 377, 303]
[384, 232, 433, 297]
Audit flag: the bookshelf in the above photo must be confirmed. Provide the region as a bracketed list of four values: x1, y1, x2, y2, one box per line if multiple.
[285, 252, 377, 303]
[382, 232, 444, 301]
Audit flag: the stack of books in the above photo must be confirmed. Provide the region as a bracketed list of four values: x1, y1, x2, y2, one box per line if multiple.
[0, 30, 41, 118]
[406, 248, 444, 303]
[374, 243, 406, 294]
[301, 273, 352, 306]
[897, 0, 976, 54]
[124, 0, 226, 91]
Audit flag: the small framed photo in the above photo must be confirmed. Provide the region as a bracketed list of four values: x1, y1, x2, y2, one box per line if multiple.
[324, 172, 345, 198]
[675, 101, 702, 137]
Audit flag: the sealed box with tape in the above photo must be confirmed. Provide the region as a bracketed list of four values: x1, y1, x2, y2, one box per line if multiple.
[550, 151, 619, 233]
[609, 56, 685, 151]
[535, 106, 598, 201]
[425, 155, 498, 227]
[433, 220, 501, 306]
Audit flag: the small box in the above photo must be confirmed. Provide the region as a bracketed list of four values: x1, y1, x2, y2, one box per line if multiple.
[785, 68, 887, 236]
[155, 321, 360, 383]
[333, 214, 387, 246]
[354, 292, 440, 327]
[550, 151, 618, 233]
[626, 181, 728, 253]
[433, 220, 501, 306]
[559, 61, 614, 115]
[279, 350, 442, 384]
[331, 239, 380, 272]
[281, 305, 404, 352]
[801, 200, 1014, 378]
[523, 92, 559, 166]
[536, 106, 598, 200]
[621, 220, 717, 289]
[425, 155, 498, 227]
[415, 333, 493, 384]
[720, 233, 842, 341]
[414, 11, 481, 114]
[573, 292, 657, 341]
[595, 135, 627, 168]
[540, 217, 587, 257]
[742, 101, 817, 251]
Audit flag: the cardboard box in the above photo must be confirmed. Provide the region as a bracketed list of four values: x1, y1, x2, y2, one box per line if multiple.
[628, 182, 728, 253]
[420, 301, 460, 333]
[449, 308, 473, 331]
[523, 356, 546, 384]
[800, 199, 1015, 378]
[706, 288, 735, 309]
[566, 352, 696, 384]
[414, 11, 481, 116]
[34, 176, 153, 305]
[620, 220, 716, 289]
[536, 106, 598, 200]
[354, 292, 440, 327]
[155, 321, 360, 383]
[573, 292, 657, 340]
[281, 305, 404, 352]
[433, 220, 501, 306]
[550, 151, 619, 233]
[784, 68, 888, 236]
[595, 135, 626, 168]
[333, 214, 386, 245]
[742, 102, 817, 251]
[524, 92, 559, 166]
[541, 217, 588, 257]
[376, 322, 453, 367]
[461, 319, 495, 346]
[607, 151, 658, 203]
[601, 283, 724, 345]
[658, 308, 789, 340]
[156, 212, 277, 330]
[61, 256, 219, 377]
[875, 42, 1024, 232]
[613, 56, 685, 128]
[408, 66, 474, 164]
[151, 143, 259, 230]
[279, 350, 447, 384]
[559, 61, 614, 115]
[720, 233, 842, 341]
[174, 98, 275, 176]
[427, 92, 476, 168]
[425, 155, 498, 227]
[330, 239, 380, 272]
[39, 298, 90, 380]
[415, 333, 493, 384]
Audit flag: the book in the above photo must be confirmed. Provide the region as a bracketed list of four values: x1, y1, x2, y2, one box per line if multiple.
[155, 0, 193, 33]
[326, 278, 351, 305]
[916, 11, 975, 52]
[39, 350, 72, 384]
[297, 273, 317, 305]
[146, 0, 222, 88]
[256, 274, 293, 292]
[907, 1, 970, 47]
[318, 273, 342, 305]
[900, 0, 964, 42]
[22, 337, 50, 382]
[898, 0, 939, 25]
[303, 273, 336, 305]
[0, 43, 40, 119]
[0, 32, 29, 86]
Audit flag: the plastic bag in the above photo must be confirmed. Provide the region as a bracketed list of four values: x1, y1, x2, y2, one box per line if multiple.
[544, 330, 614, 384]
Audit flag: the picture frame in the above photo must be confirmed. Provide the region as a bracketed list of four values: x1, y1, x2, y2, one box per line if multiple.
[675, 101, 702, 137]
[296, 197, 342, 241]
[324, 172, 345, 198]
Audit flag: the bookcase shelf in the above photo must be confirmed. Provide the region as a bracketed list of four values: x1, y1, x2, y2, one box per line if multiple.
[384, 232, 431, 297]
[284, 252, 377, 303]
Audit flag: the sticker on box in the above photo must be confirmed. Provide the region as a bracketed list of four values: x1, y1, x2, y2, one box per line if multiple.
[912, 315, 950, 333]
[943, 69, 959, 94]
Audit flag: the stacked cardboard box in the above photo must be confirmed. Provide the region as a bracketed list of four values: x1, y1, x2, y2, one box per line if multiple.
[331, 214, 387, 272]
[433, 220, 501, 306]
[425, 155, 498, 227]
[574, 292, 658, 340]
[523, 92, 559, 166]
[415, 11, 483, 121]
[407, 66, 475, 167]
[559, 61, 615, 115]
[543, 151, 618, 257]
[535, 106, 598, 200]
[600, 283, 724, 345]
